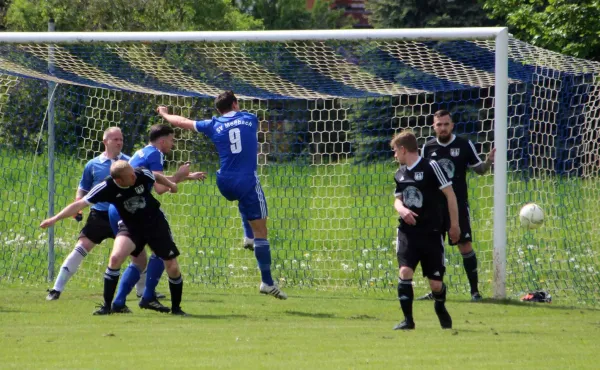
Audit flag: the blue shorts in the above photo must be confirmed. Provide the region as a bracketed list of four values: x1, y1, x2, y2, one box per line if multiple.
[108, 204, 122, 236]
[217, 171, 268, 221]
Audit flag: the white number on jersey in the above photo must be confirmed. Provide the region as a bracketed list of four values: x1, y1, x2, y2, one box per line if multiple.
[229, 128, 242, 154]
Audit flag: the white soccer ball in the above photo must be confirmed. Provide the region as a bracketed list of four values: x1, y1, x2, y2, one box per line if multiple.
[519, 203, 544, 229]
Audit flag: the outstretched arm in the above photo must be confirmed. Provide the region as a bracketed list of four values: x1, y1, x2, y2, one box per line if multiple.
[40, 199, 90, 229]
[153, 171, 178, 193]
[472, 148, 495, 175]
[157, 106, 196, 131]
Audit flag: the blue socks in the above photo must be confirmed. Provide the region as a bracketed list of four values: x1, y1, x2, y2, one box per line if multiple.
[242, 216, 254, 239]
[254, 238, 273, 285]
[113, 263, 141, 307]
[142, 254, 165, 301]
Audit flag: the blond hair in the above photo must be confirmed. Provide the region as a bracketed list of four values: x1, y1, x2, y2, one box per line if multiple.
[103, 127, 122, 140]
[110, 160, 131, 179]
[390, 130, 418, 153]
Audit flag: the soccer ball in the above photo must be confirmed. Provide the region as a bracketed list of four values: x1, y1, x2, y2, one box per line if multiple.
[519, 203, 544, 229]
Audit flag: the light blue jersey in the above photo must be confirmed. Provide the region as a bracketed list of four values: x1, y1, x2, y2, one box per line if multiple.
[129, 144, 164, 171]
[79, 152, 130, 211]
[194, 111, 258, 175]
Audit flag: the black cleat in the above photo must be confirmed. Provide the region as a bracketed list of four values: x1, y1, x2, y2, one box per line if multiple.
[171, 307, 188, 316]
[393, 320, 416, 330]
[139, 297, 171, 313]
[46, 289, 61, 301]
[434, 302, 452, 329]
[416, 292, 433, 301]
[111, 304, 132, 314]
[93, 304, 112, 315]
[136, 291, 166, 299]
[471, 292, 483, 302]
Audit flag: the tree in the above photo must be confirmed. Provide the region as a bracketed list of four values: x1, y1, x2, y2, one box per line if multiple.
[481, 0, 600, 61]
[236, 0, 351, 30]
[5, 0, 263, 31]
[367, 0, 496, 28]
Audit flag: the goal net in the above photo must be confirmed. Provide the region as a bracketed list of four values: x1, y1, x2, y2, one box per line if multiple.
[0, 29, 598, 304]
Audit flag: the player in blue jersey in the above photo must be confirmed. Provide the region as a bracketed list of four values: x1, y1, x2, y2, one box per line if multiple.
[46, 127, 136, 301]
[110, 124, 206, 313]
[157, 90, 287, 299]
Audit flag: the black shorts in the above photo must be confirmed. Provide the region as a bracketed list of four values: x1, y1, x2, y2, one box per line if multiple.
[79, 209, 114, 244]
[447, 203, 473, 246]
[116, 212, 180, 261]
[396, 228, 445, 281]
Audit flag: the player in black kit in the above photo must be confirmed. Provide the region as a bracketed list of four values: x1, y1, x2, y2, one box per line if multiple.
[391, 130, 460, 330]
[41, 161, 187, 316]
[418, 110, 495, 301]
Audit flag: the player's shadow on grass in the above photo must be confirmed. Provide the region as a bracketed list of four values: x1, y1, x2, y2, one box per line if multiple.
[475, 298, 600, 312]
[284, 310, 336, 319]
[175, 313, 249, 320]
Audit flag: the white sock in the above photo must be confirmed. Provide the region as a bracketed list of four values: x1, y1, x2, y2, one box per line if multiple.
[53, 244, 88, 292]
[135, 270, 147, 295]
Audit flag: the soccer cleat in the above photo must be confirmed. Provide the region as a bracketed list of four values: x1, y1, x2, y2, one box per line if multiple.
[93, 304, 112, 315]
[259, 282, 287, 300]
[111, 304, 132, 314]
[393, 320, 416, 330]
[434, 303, 453, 329]
[471, 292, 483, 302]
[136, 291, 166, 299]
[171, 307, 188, 316]
[139, 297, 171, 313]
[243, 237, 254, 251]
[416, 292, 434, 301]
[46, 289, 61, 301]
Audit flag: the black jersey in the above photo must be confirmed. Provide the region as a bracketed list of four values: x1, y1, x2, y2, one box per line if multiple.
[84, 167, 162, 231]
[394, 157, 452, 233]
[421, 135, 482, 203]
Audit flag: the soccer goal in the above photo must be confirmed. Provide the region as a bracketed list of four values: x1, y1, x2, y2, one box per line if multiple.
[0, 28, 598, 304]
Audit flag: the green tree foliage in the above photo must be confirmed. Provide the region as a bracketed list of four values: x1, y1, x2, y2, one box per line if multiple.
[367, 0, 496, 28]
[482, 0, 600, 60]
[236, 0, 351, 30]
[5, 0, 263, 31]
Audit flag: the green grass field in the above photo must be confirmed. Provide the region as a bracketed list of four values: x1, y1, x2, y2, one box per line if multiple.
[2, 286, 600, 369]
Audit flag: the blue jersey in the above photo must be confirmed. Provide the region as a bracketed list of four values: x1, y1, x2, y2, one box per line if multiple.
[79, 152, 130, 212]
[194, 111, 258, 174]
[129, 145, 164, 172]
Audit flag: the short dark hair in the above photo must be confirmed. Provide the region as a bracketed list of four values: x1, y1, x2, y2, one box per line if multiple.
[433, 109, 452, 120]
[149, 124, 174, 142]
[215, 90, 237, 114]
[390, 130, 418, 153]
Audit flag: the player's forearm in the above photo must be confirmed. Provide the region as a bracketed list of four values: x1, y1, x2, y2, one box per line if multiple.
[444, 189, 459, 227]
[53, 200, 89, 222]
[394, 198, 407, 214]
[160, 113, 195, 131]
[473, 158, 493, 175]
[154, 172, 176, 190]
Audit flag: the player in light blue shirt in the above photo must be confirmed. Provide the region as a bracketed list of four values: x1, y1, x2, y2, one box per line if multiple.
[110, 124, 206, 313]
[157, 90, 287, 299]
[46, 127, 131, 300]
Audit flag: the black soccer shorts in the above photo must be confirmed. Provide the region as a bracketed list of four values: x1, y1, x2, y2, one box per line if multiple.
[446, 202, 473, 246]
[116, 212, 180, 261]
[396, 228, 446, 281]
[79, 209, 114, 244]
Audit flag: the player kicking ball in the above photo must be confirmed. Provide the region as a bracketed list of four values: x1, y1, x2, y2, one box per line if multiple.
[41, 161, 187, 315]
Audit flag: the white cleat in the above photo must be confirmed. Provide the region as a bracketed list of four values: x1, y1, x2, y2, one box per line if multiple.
[243, 237, 255, 251]
[260, 282, 287, 300]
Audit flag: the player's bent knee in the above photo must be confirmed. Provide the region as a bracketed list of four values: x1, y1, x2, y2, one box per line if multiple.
[78, 237, 96, 252]
[248, 218, 268, 239]
[458, 242, 473, 254]
[399, 266, 414, 280]
[429, 280, 443, 292]
[164, 259, 180, 278]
